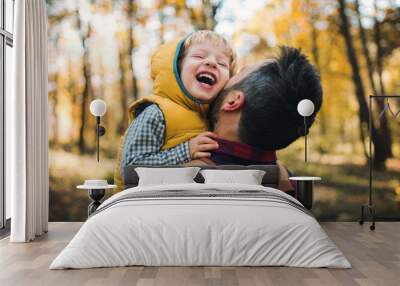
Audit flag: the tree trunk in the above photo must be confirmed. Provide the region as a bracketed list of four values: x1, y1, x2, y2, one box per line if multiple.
[355, 0, 377, 95]
[97, 61, 109, 132]
[338, 0, 387, 168]
[359, 121, 369, 161]
[117, 47, 128, 134]
[49, 73, 59, 146]
[77, 11, 94, 154]
[374, 0, 386, 99]
[355, 0, 392, 159]
[48, 32, 61, 147]
[127, 0, 138, 101]
[372, 0, 393, 157]
[307, 0, 327, 139]
[67, 58, 79, 146]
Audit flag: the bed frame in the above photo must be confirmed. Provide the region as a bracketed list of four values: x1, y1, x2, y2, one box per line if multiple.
[123, 164, 279, 188]
[122, 165, 313, 209]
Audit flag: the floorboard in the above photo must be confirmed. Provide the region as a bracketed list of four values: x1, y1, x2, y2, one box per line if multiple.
[0, 222, 399, 286]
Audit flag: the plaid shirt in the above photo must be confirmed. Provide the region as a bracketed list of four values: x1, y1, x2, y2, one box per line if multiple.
[121, 104, 191, 168]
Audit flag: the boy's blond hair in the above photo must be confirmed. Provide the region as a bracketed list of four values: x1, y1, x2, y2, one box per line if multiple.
[181, 30, 237, 76]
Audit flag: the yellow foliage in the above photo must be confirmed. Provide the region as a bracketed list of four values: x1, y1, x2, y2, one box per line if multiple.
[47, 0, 400, 158]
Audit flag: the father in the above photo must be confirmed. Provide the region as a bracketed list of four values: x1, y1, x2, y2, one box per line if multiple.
[192, 46, 323, 165]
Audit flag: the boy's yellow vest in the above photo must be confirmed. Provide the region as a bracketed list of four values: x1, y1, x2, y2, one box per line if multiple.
[114, 37, 208, 192]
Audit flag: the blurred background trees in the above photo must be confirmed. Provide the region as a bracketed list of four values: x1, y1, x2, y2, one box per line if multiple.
[46, 0, 400, 221]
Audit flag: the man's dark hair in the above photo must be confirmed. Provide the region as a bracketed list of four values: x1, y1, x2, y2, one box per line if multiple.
[208, 46, 323, 150]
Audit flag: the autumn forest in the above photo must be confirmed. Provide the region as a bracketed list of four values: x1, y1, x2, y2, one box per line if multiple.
[46, 0, 400, 221]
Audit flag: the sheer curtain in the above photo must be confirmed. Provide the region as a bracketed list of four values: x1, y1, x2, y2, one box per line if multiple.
[7, 0, 49, 242]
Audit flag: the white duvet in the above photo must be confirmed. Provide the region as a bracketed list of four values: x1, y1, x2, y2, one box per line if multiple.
[50, 183, 351, 269]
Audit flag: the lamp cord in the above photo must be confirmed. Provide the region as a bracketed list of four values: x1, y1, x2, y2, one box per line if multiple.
[304, 116, 307, 162]
[96, 117, 100, 162]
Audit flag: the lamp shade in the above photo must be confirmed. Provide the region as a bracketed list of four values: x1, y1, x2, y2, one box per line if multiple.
[297, 99, 315, 117]
[90, 99, 107, 117]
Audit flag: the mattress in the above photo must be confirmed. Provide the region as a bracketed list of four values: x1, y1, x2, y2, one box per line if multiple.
[50, 183, 351, 269]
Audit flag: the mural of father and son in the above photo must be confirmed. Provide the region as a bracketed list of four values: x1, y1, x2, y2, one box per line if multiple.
[110, 30, 322, 203]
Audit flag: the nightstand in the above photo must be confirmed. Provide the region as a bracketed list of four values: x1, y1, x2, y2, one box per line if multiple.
[289, 176, 321, 210]
[77, 180, 116, 217]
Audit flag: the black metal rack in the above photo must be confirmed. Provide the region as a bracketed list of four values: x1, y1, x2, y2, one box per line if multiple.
[359, 95, 400, 230]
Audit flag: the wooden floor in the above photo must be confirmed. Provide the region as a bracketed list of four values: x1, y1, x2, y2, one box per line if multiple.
[0, 222, 399, 286]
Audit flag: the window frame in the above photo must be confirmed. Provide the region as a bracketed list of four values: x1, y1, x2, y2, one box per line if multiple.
[0, 0, 14, 233]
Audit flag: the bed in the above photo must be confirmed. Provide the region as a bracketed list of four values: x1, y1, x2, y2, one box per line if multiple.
[49, 165, 351, 269]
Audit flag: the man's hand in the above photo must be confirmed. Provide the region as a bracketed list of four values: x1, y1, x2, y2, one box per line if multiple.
[188, 132, 219, 159]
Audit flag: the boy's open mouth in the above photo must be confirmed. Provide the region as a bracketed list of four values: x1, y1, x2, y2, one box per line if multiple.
[196, 72, 217, 86]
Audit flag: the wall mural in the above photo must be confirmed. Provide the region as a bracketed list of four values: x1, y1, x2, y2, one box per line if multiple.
[47, 0, 400, 222]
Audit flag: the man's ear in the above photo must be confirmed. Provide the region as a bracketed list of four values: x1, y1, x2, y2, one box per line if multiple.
[221, 91, 245, 112]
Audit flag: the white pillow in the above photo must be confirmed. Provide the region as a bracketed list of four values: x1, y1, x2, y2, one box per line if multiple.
[200, 169, 266, 185]
[135, 167, 200, 186]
